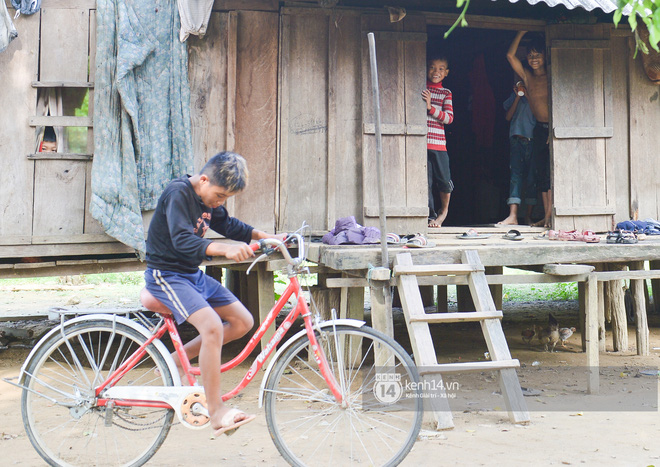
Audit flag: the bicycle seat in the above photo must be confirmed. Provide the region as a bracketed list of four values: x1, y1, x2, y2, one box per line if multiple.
[140, 288, 173, 315]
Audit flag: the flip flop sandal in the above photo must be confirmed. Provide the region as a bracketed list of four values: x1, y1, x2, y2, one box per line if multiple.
[534, 231, 549, 240]
[606, 231, 637, 244]
[502, 229, 524, 241]
[386, 233, 401, 244]
[212, 408, 256, 437]
[405, 234, 436, 248]
[457, 229, 491, 240]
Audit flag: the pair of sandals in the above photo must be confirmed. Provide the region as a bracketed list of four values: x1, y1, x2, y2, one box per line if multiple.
[387, 233, 436, 247]
[547, 229, 600, 243]
[606, 230, 638, 244]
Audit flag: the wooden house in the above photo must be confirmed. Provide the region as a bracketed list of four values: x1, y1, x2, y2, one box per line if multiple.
[1, 0, 659, 272]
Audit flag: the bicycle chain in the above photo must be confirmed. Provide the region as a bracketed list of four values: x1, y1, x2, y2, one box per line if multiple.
[110, 409, 178, 432]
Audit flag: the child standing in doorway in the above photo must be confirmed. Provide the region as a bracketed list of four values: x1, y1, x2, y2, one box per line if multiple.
[507, 31, 551, 228]
[422, 55, 454, 228]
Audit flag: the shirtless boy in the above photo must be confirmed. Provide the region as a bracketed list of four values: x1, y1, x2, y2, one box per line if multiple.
[507, 31, 552, 228]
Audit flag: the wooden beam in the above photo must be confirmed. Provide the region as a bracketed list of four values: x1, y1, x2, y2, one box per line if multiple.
[554, 205, 616, 216]
[27, 153, 93, 161]
[553, 126, 613, 139]
[364, 31, 427, 42]
[29, 116, 93, 127]
[409, 310, 503, 323]
[363, 206, 428, 217]
[32, 81, 94, 88]
[585, 274, 599, 394]
[393, 263, 480, 276]
[551, 39, 610, 49]
[418, 359, 520, 374]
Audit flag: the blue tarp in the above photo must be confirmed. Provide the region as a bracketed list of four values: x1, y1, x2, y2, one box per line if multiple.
[91, 0, 193, 255]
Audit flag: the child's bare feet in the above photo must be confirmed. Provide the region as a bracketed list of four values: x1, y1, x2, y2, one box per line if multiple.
[498, 214, 518, 225]
[429, 212, 447, 228]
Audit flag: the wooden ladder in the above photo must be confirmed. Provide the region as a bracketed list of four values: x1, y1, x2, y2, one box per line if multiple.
[394, 249, 529, 430]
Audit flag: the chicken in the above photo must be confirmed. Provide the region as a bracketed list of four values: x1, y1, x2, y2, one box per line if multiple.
[521, 327, 535, 345]
[558, 327, 576, 347]
[536, 313, 560, 352]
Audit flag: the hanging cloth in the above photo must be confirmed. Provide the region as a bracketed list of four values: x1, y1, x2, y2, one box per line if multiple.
[1, 0, 18, 53]
[177, 0, 214, 42]
[92, 0, 194, 256]
[10, 0, 40, 17]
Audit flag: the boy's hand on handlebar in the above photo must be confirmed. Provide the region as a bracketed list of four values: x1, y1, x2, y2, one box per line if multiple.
[224, 243, 256, 262]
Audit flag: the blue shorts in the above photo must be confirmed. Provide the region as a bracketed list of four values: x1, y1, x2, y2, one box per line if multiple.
[144, 268, 238, 324]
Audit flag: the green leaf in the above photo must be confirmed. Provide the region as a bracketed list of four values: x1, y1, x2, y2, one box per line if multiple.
[613, 9, 623, 26]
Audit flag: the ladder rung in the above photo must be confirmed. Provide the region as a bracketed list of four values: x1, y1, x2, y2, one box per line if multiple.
[409, 310, 503, 323]
[393, 264, 483, 276]
[419, 359, 520, 375]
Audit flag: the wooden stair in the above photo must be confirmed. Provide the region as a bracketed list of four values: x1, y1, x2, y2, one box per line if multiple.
[394, 249, 530, 430]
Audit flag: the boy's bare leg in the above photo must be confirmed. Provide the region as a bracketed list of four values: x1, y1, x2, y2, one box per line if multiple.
[186, 306, 252, 431]
[498, 203, 519, 225]
[171, 301, 254, 385]
[429, 192, 451, 227]
[525, 204, 534, 226]
[543, 189, 552, 228]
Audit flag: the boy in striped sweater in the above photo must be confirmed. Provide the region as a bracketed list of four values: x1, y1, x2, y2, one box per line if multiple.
[422, 56, 454, 228]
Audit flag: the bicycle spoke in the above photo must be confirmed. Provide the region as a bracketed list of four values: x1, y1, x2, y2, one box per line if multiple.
[265, 325, 422, 467]
[22, 320, 174, 467]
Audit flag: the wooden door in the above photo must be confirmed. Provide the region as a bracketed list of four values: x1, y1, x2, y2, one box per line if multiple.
[361, 14, 428, 234]
[548, 25, 615, 232]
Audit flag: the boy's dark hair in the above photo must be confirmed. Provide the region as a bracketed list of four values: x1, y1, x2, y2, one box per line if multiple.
[201, 151, 249, 193]
[427, 54, 449, 68]
[43, 126, 56, 142]
[527, 33, 546, 55]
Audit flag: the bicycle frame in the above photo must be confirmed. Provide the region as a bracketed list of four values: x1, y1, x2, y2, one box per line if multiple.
[96, 268, 343, 410]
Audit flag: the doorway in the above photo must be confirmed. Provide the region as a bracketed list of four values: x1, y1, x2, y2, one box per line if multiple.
[426, 26, 544, 226]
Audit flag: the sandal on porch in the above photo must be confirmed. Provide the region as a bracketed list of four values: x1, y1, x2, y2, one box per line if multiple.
[502, 229, 524, 241]
[606, 230, 638, 244]
[581, 230, 600, 243]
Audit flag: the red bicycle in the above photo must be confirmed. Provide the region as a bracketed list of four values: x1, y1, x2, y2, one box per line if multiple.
[11, 233, 422, 466]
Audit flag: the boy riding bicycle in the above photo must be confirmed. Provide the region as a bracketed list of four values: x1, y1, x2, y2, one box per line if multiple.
[141, 151, 285, 436]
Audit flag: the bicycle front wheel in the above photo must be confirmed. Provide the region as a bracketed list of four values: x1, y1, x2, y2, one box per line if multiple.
[264, 324, 423, 467]
[21, 319, 175, 467]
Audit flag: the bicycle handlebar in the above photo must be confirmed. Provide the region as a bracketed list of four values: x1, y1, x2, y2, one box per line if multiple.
[251, 234, 305, 267]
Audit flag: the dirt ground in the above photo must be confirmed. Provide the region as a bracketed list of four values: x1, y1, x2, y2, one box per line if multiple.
[2, 287, 660, 466]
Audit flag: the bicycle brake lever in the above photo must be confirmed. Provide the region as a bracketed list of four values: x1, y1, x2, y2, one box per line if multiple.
[246, 253, 268, 275]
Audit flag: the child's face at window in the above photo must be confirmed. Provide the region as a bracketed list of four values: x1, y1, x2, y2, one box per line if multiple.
[427, 60, 449, 84]
[199, 176, 236, 209]
[41, 141, 57, 152]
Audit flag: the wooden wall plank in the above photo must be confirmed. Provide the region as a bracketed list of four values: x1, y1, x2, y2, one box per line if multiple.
[32, 161, 86, 235]
[403, 14, 428, 233]
[233, 11, 279, 232]
[629, 38, 660, 221]
[0, 13, 39, 239]
[40, 9, 89, 82]
[278, 12, 329, 231]
[609, 35, 631, 222]
[188, 13, 229, 172]
[328, 13, 363, 225]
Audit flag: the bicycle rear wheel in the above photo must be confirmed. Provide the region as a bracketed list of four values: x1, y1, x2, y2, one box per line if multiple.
[21, 319, 175, 467]
[264, 324, 423, 467]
